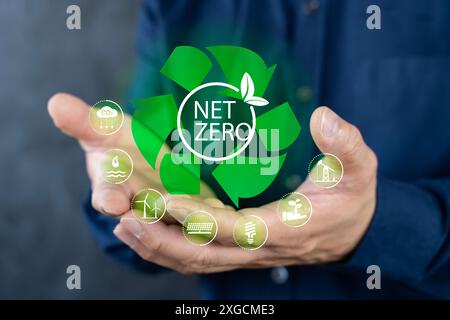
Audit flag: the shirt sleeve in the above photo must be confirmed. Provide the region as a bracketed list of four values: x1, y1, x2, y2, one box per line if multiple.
[346, 176, 450, 298]
[84, 193, 166, 274]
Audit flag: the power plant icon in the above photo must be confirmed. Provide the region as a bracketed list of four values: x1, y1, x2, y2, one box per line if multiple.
[315, 159, 338, 183]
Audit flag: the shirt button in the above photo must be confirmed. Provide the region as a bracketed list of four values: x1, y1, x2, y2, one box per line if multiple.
[303, 0, 320, 15]
[296, 86, 313, 103]
[284, 174, 302, 190]
[271, 267, 289, 284]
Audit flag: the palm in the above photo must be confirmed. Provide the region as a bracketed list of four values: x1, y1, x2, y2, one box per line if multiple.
[49, 93, 215, 220]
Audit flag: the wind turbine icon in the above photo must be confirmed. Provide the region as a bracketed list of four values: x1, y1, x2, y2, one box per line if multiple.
[135, 192, 161, 219]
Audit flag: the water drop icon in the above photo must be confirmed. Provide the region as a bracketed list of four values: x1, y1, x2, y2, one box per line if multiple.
[112, 155, 119, 168]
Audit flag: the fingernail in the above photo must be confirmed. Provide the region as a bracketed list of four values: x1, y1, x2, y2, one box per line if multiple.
[99, 189, 129, 216]
[113, 224, 137, 247]
[321, 108, 339, 137]
[120, 218, 144, 238]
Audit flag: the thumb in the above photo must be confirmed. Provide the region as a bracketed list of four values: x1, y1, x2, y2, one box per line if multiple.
[310, 106, 377, 174]
[48, 93, 103, 144]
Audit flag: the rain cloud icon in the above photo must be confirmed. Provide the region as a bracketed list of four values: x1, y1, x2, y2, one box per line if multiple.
[97, 106, 118, 118]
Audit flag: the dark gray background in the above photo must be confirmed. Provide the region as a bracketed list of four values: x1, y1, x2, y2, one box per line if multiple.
[0, 0, 198, 299]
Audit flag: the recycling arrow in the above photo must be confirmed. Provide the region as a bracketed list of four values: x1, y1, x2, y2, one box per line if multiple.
[131, 45, 302, 207]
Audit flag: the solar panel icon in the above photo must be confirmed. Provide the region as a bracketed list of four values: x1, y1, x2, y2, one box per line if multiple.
[183, 211, 218, 246]
[186, 222, 214, 235]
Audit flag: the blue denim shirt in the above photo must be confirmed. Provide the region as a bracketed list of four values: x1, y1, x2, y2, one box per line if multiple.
[85, 0, 450, 299]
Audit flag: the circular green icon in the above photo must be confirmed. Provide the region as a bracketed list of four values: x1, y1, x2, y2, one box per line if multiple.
[131, 189, 166, 224]
[89, 100, 124, 135]
[101, 149, 133, 184]
[278, 192, 312, 227]
[233, 215, 268, 250]
[182, 211, 218, 246]
[308, 153, 343, 188]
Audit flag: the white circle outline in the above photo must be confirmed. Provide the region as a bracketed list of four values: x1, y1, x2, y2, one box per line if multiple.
[102, 148, 133, 184]
[177, 82, 256, 162]
[277, 192, 313, 228]
[233, 215, 268, 250]
[89, 100, 124, 136]
[131, 188, 166, 224]
[308, 152, 344, 188]
[182, 210, 218, 246]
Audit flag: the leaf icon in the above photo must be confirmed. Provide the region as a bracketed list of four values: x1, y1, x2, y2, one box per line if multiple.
[245, 97, 269, 106]
[240, 72, 269, 106]
[240, 72, 254, 100]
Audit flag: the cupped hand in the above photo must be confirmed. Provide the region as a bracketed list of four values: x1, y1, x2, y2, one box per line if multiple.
[113, 106, 378, 274]
[47, 93, 215, 222]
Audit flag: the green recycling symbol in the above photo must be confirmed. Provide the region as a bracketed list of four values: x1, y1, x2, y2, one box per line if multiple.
[131, 46, 301, 207]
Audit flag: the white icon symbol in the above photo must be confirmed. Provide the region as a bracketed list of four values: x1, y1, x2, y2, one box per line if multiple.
[282, 198, 307, 222]
[186, 222, 214, 235]
[315, 159, 337, 183]
[112, 156, 119, 168]
[105, 155, 127, 179]
[244, 221, 257, 244]
[135, 192, 161, 219]
[96, 106, 118, 129]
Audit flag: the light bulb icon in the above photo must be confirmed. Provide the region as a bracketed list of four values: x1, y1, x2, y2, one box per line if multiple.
[244, 221, 256, 244]
[234, 215, 268, 250]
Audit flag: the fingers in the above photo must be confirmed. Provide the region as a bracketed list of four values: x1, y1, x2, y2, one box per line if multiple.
[85, 150, 131, 216]
[48, 93, 102, 144]
[166, 196, 239, 245]
[91, 182, 131, 216]
[309, 106, 377, 174]
[115, 215, 255, 274]
[113, 222, 182, 270]
[47, 92, 132, 149]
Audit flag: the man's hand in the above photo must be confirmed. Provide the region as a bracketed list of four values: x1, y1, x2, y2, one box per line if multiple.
[47, 93, 214, 222]
[113, 106, 378, 274]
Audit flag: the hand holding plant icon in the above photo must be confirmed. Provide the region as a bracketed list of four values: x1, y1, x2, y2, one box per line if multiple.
[114, 106, 378, 275]
[47, 45, 378, 282]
